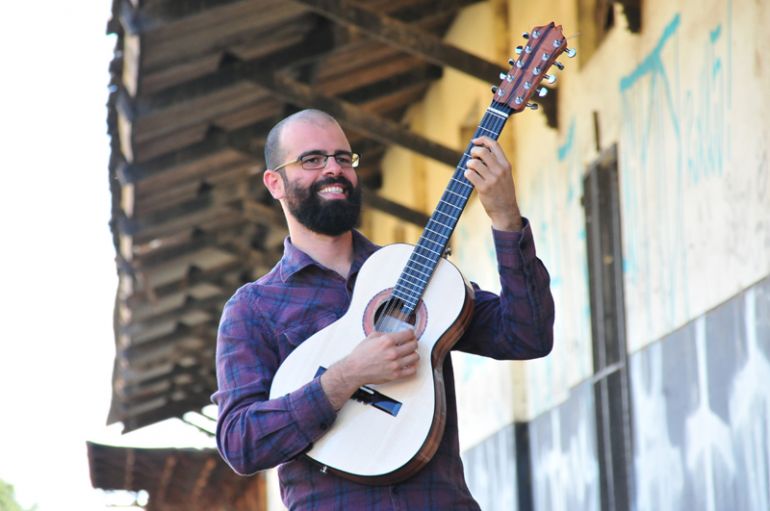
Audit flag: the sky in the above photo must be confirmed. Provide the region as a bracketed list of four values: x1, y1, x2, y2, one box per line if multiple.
[0, 3, 213, 509]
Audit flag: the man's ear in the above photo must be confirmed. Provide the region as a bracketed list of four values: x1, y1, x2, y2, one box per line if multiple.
[263, 169, 285, 199]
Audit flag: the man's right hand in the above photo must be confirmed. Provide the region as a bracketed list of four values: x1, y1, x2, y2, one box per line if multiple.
[320, 329, 420, 411]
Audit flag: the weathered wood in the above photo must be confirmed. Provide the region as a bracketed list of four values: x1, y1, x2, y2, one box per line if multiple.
[126, 294, 228, 334]
[138, 36, 335, 114]
[294, 0, 502, 82]
[126, 262, 244, 308]
[118, 122, 272, 184]
[119, 392, 215, 433]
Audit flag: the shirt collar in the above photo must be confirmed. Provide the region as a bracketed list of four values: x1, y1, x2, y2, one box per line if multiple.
[278, 229, 379, 282]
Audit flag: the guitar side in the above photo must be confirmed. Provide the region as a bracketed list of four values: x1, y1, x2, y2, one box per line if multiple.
[269, 243, 474, 484]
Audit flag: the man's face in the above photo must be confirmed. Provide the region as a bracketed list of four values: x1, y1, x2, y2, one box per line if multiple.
[275, 120, 362, 236]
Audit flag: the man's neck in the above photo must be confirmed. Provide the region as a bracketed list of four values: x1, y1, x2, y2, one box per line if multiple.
[288, 221, 355, 278]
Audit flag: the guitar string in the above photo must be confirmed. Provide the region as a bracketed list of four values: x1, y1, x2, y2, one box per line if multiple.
[374, 104, 510, 333]
[377, 107, 508, 329]
[392, 26, 561, 316]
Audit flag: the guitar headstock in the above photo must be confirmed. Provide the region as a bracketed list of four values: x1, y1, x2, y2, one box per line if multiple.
[493, 22, 574, 112]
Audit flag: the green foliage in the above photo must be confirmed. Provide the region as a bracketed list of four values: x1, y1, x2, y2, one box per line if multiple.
[0, 479, 36, 511]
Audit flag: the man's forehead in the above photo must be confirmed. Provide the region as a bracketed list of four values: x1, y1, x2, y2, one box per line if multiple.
[279, 117, 349, 150]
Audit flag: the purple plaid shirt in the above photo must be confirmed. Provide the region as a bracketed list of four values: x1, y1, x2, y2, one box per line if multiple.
[213, 221, 554, 510]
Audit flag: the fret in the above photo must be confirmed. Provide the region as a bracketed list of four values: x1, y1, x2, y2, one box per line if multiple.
[393, 286, 420, 304]
[417, 235, 443, 248]
[411, 250, 437, 265]
[445, 189, 467, 200]
[407, 257, 435, 272]
[477, 125, 499, 136]
[401, 270, 428, 285]
[415, 242, 442, 256]
[389, 98, 511, 312]
[439, 199, 463, 211]
[433, 213, 457, 230]
[428, 216, 453, 229]
[394, 283, 422, 303]
[424, 226, 448, 239]
[450, 177, 473, 191]
[405, 264, 433, 280]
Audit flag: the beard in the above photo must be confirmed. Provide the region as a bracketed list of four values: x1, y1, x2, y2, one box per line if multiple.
[283, 174, 362, 236]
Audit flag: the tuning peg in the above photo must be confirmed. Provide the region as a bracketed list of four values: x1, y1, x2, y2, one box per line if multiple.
[508, 57, 515, 66]
[526, 102, 539, 110]
[491, 85, 498, 93]
[553, 61, 565, 70]
[522, 32, 529, 39]
[565, 48, 577, 58]
[544, 73, 556, 84]
[515, 45, 523, 55]
[538, 87, 548, 97]
[499, 72, 506, 80]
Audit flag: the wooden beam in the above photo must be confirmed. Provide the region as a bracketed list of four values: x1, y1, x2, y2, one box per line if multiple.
[293, 0, 503, 82]
[125, 261, 244, 308]
[117, 122, 272, 184]
[117, 0, 248, 35]
[137, 33, 336, 115]
[362, 189, 429, 227]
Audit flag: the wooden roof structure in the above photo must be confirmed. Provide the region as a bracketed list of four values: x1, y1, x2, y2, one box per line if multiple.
[87, 442, 266, 510]
[106, 0, 515, 432]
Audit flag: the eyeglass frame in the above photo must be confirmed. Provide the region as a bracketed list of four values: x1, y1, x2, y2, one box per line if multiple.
[272, 150, 360, 172]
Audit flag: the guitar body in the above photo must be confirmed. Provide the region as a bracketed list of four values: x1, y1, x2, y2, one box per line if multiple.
[269, 243, 474, 484]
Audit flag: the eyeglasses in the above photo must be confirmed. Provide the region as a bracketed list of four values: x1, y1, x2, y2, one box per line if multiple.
[273, 151, 360, 172]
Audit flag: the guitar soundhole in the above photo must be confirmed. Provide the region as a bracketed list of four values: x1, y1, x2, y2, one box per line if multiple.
[374, 298, 416, 331]
[363, 289, 427, 338]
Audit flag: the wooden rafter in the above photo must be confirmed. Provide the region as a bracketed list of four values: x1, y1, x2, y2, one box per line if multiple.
[294, 0, 502, 82]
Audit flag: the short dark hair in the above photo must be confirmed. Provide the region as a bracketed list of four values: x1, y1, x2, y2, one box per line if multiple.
[264, 109, 339, 170]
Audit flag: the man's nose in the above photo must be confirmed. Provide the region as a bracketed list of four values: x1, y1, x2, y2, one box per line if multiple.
[321, 156, 344, 176]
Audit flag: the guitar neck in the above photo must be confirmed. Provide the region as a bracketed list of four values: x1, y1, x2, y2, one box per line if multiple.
[392, 101, 515, 314]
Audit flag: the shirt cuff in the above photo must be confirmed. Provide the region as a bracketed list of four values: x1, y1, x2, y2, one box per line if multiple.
[491, 217, 536, 270]
[286, 376, 338, 444]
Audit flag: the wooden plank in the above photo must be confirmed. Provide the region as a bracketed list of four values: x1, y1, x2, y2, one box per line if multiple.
[118, 121, 272, 184]
[294, 0, 502, 82]
[125, 262, 244, 308]
[138, 35, 335, 114]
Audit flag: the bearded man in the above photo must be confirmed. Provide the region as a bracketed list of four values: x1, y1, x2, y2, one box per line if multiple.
[212, 109, 554, 510]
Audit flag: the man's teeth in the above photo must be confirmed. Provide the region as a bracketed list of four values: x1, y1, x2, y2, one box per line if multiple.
[320, 185, 345, 194]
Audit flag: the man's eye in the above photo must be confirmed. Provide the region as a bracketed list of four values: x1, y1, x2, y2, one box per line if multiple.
[302, 155, 324, 166]
[335, 154, 352, 165]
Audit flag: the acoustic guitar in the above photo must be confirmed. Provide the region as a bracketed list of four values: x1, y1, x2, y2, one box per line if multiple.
[270, 22, 572, 485]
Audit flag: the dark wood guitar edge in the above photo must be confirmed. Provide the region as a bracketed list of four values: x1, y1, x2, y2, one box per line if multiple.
[323, 282, 475, 486]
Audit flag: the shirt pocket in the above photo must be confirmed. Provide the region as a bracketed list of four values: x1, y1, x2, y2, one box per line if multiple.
[280, 312, 340, 354]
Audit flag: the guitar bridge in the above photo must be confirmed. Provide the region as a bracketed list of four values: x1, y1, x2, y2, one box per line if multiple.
[315, 367, 402, 417]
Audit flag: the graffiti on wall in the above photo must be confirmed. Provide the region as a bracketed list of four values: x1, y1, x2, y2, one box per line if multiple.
[618, 0, 769, 350]
[513, 118, 594, 418]
[629, 277, 770, 510]
[461, 423, 518, 511]
[528, 380, 599, 511]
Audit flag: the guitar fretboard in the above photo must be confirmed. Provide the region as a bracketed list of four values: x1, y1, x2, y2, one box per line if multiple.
[391, 102, 514, 315]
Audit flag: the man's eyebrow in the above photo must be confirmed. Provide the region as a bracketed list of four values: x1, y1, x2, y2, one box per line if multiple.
[297, 149, 352, 158]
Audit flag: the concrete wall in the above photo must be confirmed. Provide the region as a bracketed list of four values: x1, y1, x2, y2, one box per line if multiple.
[370, 0, 770, 508]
